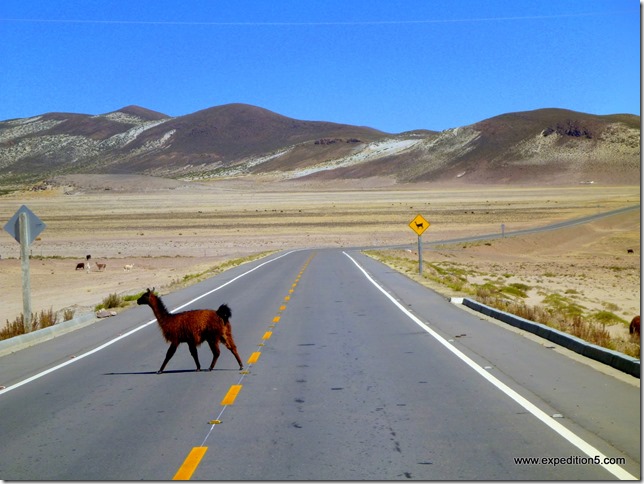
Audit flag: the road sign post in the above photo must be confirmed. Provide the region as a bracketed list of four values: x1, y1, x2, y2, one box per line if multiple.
[4, 205, 46, 333]
[409, 214, 430, 275]
[417, 233, 423, 275]
[19, 213, 33, 332]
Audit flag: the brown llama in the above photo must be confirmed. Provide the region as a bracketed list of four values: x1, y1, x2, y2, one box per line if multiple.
[629, 315, 640, 336]
[137, 288, 244, 374]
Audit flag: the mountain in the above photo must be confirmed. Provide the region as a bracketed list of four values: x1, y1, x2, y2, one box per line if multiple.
[0, 104, 639, 186]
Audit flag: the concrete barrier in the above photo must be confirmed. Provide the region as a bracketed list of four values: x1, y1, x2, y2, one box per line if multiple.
[0, 312, 98, 357]
[453, 297, 640, 378]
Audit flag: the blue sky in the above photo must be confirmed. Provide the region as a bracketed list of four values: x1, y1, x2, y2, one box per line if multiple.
[0, 0, 639, 133]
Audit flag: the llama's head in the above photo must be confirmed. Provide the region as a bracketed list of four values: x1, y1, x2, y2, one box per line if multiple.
[137, 287, 156, 306]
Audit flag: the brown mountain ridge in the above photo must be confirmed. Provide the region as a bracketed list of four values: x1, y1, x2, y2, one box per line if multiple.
[0, 103, 639, 186]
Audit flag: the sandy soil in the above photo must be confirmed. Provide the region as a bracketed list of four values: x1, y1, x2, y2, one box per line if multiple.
[0, 176, 639, 345]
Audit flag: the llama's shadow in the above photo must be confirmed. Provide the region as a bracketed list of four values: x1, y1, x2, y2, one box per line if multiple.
[103, 368, 237, 375]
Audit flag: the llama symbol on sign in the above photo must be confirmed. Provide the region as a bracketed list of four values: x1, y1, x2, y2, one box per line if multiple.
[409, 214, 430, 236]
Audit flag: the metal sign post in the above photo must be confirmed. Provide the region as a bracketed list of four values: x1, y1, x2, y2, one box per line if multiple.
[417, 234, 423, 275]
[4, 205, 46, 333]
[19, 213, 32, 331]
[408, 214, 430, 275]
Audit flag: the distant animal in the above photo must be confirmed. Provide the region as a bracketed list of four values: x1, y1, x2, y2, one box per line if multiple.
[137, 288, 244, 374]
[124, 264, 134, 271]
[75, 262, 85, 270]
[96, 263, 106, 271]
[627, 249, 634, 254]
[629, 315, 640, 336]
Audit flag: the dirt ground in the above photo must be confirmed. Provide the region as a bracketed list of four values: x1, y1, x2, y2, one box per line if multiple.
[0, 176, 639, 344]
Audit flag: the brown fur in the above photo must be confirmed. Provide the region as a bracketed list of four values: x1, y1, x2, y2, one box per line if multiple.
[629, 315, 640, 336]
[137, 288, 244, 373]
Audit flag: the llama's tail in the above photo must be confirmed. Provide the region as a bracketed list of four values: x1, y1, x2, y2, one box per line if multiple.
[217, 304, 232, 324]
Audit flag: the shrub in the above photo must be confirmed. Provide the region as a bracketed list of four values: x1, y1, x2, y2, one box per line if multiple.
[590, 311, 625, 326]
[502, 284, 529, 298]
[96, 293, 123, 311]
[122, 292, 144, 303]
[1, 314, 26, 340]
[37, 308, 57, 329]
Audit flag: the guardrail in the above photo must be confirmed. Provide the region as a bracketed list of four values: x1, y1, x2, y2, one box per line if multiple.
[452, 297, 640, 378]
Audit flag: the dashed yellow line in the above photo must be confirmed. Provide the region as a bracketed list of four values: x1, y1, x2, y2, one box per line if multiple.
[221, 384, 243, 405]
[173, 252, 316, 479]
[173, 447, 208, 480]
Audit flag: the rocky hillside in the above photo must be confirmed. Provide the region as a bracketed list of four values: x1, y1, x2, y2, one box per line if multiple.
[0, 104, 639, 186]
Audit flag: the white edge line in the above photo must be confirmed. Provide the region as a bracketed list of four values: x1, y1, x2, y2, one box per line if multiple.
[0, 251, 296, 397]
[343, 251, 636, 481]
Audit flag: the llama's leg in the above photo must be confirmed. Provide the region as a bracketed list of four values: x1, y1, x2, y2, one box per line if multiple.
[207, 339, 221, 371]
[158, 343, 178, 374]
[187, 342, 201, 371]
[222, 328, 244, 370]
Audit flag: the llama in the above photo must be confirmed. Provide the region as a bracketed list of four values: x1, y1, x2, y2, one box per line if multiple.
[96, 263, 106, 271]
[124, 264, 134, 271]
[75, 262, 85, 270]
[629, 315, 640, 336]
[137, 288, 244, 374]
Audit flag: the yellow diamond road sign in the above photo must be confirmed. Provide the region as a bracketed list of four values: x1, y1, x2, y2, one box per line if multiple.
[409, 214, 430, 236]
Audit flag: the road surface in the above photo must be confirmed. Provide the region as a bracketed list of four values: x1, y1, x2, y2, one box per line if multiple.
[0, 249, 640, 480]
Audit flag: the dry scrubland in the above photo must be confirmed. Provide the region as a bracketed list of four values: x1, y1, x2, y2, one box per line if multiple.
[0, 178, 639, 356]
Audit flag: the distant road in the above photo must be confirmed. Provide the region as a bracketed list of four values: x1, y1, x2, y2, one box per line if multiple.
[377, 204, 640, 250]
[0, 248, 639, 479]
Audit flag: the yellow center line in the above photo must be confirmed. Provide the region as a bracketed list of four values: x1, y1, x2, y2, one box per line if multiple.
[221, 384, 243, 405]
[172, 252, 317, 479]
[173, 447, 208, 480]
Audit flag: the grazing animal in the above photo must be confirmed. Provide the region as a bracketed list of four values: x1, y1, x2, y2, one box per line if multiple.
[124, 264, 134, 271]
[627, 249, 634, 254]
[96, 263, 106, 271]
[75, 262, 85, 270]
[629, 315, 640, 336]
[137, 288, 244, 374]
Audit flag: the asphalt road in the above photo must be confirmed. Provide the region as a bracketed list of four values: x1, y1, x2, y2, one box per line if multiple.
[0, 249, 640, 480]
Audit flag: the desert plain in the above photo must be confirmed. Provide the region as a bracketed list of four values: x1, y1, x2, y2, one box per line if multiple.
[0, 175, 639, 348]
